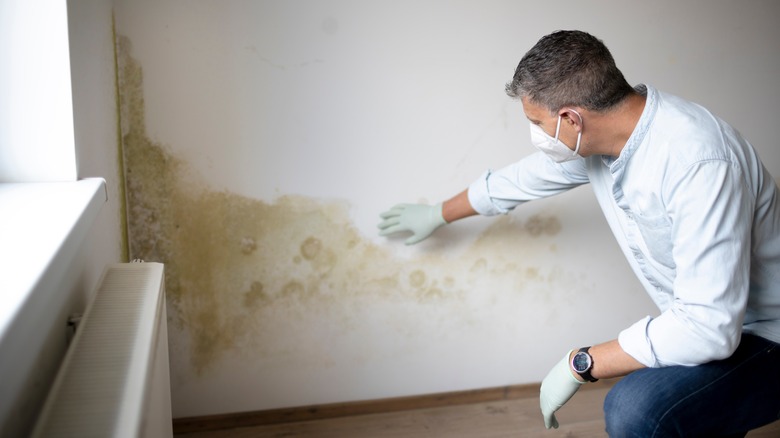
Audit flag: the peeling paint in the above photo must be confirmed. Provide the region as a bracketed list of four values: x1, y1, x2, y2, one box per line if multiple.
[116, 35, 568, 376]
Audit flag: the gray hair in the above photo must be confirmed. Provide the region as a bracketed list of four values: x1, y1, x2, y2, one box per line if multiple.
[505, 30, 634, 113]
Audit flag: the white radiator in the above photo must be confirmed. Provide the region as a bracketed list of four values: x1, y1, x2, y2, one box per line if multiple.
[32, 262, 172, 438]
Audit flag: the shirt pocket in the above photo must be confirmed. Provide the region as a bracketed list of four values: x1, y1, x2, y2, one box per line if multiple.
[633, 212, 676, 269]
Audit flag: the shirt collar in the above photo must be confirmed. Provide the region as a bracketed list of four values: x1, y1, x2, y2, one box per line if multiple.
[604, 84, 658, 174]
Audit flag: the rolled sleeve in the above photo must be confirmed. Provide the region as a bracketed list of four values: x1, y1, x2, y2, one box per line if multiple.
[468, 169, 506, 216]
[466, 152, 589, 217]
[620, 303, 742, 368]
[618, 316, 657, 367]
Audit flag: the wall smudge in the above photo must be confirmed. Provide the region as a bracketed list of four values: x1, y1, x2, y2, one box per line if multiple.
[116, 35, 569, 376]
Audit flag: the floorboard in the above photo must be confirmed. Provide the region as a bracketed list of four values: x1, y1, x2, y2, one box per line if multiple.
[175, 383, 780, 437]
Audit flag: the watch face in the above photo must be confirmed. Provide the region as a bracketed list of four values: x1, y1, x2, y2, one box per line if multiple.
[572, 352, 592, 373]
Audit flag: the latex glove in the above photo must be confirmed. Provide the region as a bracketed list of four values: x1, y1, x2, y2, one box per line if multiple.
[540, 350, 585, 429]
[377, 203, 446, 245]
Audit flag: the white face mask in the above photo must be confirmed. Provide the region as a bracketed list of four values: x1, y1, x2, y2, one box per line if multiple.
[529, 109, 583, 163]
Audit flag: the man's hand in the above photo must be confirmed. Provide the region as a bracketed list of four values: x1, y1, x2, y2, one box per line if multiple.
[377, 203, 447, 245]
[540, 350, 585, 429]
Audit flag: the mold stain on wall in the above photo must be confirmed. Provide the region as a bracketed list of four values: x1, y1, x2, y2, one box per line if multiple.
[116, 36, 572, 376]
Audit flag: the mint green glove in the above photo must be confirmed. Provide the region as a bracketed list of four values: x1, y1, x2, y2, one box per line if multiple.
[540, 350, 585, 429]
[377, 203, 446, 245]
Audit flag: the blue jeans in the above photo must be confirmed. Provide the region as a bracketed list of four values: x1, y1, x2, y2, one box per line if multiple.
[604, 334, 780, 437]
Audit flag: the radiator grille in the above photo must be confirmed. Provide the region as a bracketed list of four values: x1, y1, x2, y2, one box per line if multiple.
[32, 262, 167, 438]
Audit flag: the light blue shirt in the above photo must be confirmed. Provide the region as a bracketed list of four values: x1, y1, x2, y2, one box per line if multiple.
[468, 84, 780, 368]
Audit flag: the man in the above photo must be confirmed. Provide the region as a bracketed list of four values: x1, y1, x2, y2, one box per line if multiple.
[378, 30, 780, 436]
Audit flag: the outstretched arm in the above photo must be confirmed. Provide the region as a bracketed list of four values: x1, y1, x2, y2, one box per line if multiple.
[379, 151, 590, 245]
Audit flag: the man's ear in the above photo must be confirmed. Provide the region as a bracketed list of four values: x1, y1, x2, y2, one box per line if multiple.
[558, 108, 584, 132]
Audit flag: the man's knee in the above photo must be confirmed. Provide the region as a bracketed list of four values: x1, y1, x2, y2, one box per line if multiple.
[604, 383, 639, 436]
[604, 376, 667, 437]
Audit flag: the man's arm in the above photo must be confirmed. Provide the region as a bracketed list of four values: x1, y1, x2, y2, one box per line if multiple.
[379, 153, 590, 245]
[441, 189, 478, 223]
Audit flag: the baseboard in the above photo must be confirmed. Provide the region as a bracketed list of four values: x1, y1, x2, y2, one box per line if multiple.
[172, 380, 616, 435]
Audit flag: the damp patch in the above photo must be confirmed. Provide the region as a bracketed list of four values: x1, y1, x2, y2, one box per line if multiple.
[116, 35, 567, 375]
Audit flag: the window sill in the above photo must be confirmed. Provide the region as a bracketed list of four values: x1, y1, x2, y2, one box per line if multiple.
[0, 178, 107, 342]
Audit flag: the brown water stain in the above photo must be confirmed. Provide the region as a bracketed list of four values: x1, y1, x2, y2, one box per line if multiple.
[300, 237, 322, 260]
[243, 281, 267, 307]
[240, 237, 257, 255]
[409, 270, 426, 288]
[116, 35, 567, 375]
[525, 214, 562, 237]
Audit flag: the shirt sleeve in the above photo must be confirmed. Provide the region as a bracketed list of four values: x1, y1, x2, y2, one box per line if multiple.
[619, 159, 753, 367]
[467, 152, 590, 216]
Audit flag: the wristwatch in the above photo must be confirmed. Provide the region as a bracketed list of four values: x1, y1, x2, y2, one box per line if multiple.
[571, 347, 598, 382]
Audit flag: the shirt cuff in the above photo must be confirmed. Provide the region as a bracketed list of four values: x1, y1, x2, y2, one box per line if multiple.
[618, 316, 658, 368]
[467, 169, 508, 216]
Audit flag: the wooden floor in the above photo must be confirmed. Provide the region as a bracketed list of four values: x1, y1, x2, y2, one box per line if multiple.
[176, 383, 780, 438]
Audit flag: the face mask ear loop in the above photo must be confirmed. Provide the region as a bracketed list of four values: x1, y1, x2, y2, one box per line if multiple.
[574, 131, 583, 154]
[553, 115, 562, 142]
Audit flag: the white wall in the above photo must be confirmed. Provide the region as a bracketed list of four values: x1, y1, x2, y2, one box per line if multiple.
[113, 0, 780, 418]
[0, 0, 77, 182]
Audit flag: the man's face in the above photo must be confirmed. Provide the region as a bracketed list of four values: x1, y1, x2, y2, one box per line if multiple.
[521, 97, 581, 153]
